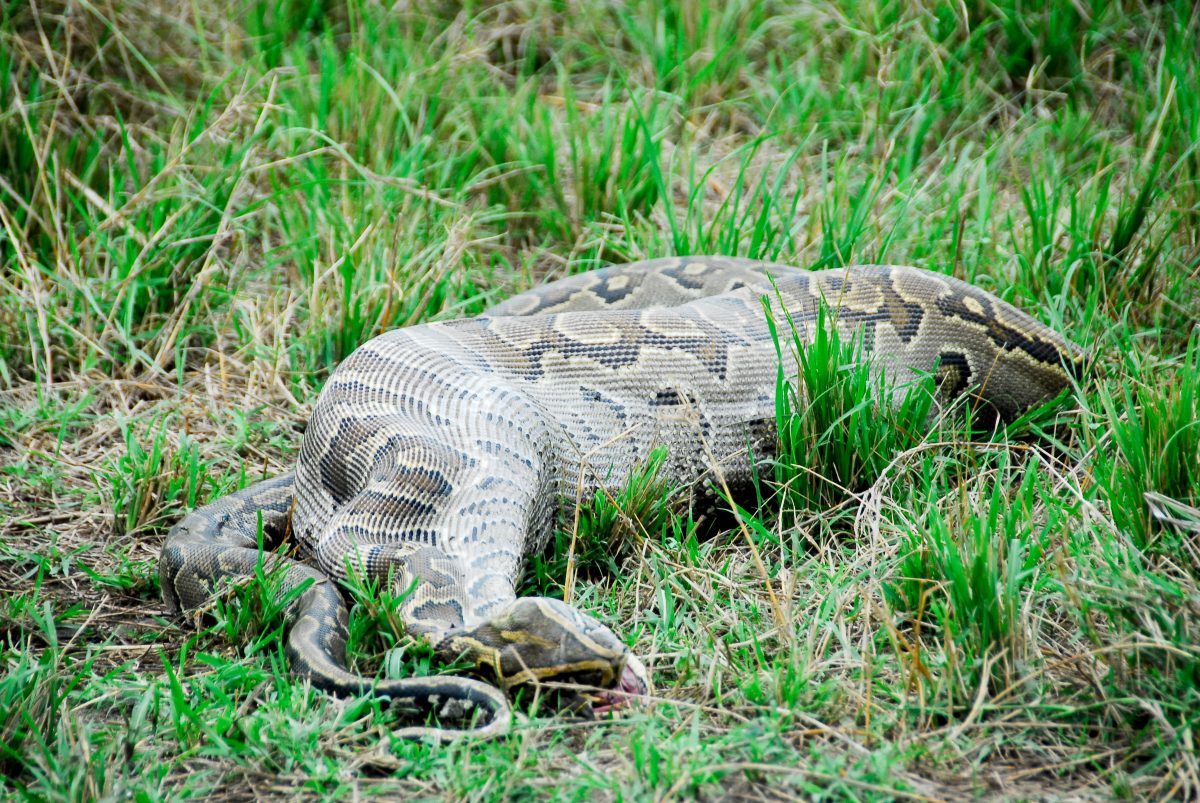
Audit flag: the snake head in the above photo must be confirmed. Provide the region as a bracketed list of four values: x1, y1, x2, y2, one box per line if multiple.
[440, 597, 649, 713]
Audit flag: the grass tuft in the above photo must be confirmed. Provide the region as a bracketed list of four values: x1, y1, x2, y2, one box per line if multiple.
[1092, 335, 1200, 553]
[766, 300, 938, 522]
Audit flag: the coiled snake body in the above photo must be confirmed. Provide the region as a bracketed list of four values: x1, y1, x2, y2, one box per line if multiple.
[160, 257, 1083, 740]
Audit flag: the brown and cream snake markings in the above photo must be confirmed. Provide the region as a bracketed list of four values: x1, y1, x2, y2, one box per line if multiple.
[160, 257, 1084, 741]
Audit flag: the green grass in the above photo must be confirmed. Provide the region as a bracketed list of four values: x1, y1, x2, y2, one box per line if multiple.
[2, 0, 1199, 798]
[766, 300, 940, 521]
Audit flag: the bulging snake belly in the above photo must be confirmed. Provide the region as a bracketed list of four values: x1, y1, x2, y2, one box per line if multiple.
[159, 257, 1084, 740]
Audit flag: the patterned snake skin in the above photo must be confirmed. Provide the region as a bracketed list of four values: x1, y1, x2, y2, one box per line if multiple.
[160, 257, 1084, 741]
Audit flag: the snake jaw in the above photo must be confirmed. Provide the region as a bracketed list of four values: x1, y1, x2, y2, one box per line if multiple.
[514, 652, 650, 719]
[435, 597, 649, 717]
[589, 653, 650, 715]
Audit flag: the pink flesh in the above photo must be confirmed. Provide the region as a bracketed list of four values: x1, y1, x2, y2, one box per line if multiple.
[591, 662, 649, 715]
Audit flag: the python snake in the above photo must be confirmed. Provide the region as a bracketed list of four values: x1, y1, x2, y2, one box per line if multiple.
[160, 257, 1084, 741]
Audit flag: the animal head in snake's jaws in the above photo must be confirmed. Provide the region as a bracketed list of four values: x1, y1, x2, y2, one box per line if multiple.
[435, 597, 641, 698]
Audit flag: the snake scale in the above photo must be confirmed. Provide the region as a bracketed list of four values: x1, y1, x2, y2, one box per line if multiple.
[160, 256, 1084, 740]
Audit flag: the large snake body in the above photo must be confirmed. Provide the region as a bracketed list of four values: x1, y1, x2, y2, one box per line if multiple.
[160, 257, 1083, 740]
